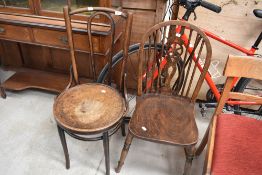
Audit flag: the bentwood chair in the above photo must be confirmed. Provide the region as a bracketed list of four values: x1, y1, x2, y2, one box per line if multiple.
[200, 55, 262, 175]
[53, 6, 132, 175]
[115, 20, 212, 175]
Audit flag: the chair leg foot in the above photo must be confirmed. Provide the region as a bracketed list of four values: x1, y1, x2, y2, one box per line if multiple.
[183, 146, 195, 175]
[121, 122, 126, 137]
[0, 86, 6, 99]
[57, 125, 70, 169]
[195, 126, 210, 157]
[103, 132, 110, 175]
[115, 132, 134, 173]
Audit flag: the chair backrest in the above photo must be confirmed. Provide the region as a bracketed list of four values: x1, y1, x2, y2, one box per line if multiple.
[63, 6, 133, 89]
[137, 20, 212, 101]
[214, 55, 262, 116]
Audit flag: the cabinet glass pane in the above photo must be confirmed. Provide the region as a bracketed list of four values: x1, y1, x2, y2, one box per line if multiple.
[41, 0, 100, 12]
[41, 0, 66, 12]
[112, 0, 121, 8]
[0, 0, 29, 8]
[71, 0, 99, 9]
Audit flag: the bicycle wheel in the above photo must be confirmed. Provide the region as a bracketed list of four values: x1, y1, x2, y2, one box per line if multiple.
[98, 43, 160, 118]
[234, 77, 262, 116]
[98, 43, 184, 118]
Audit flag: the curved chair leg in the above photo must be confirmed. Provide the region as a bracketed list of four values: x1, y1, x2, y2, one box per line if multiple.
[103, 132, 110, 175]
[57, 125, 70, 169]
[183, 146, 195, 175]
[195, 126, 210, 156]
[0, 86, 6, 99]
[115, 132, 134, 173]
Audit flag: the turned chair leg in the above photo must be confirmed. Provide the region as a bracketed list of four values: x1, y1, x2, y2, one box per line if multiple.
[57, 125, 70, 169]
[115, 132, 134, 173]
[0, 86, 6, 99]
[195, 126, 210, 157]
[183, 146, 195, 175]
[103, 132, 110, 175]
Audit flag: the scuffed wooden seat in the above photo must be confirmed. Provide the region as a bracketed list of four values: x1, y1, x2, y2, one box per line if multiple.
[54, 84, 126, 134]
[129, 94, 198, 145]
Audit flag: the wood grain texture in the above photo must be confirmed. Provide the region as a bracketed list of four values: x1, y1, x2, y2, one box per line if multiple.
[228, 92, 262, 104]
[224, 55, 262, 80]
[129, 94, 198, 145]
[53, 84, 125, 134]
[0, 3, 125, 94]
[2, 69, 70, 92]
[0, 24, 31, 42]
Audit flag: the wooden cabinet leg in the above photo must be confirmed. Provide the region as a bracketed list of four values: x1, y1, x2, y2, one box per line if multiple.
[0, 86, 6, 99]
[115, 132, 134, 173]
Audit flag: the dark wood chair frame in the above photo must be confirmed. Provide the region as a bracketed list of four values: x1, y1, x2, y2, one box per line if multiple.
[55, 6, 132, 175]
[198, 55, 262, 174]
[115, 20, 212, 175]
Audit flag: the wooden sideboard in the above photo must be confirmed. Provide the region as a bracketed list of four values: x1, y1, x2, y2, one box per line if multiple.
[114, 0, 167, 44]
[0, 0, 124, 94]
[0, 12, 123, 93]
[0, 0, 167, 95]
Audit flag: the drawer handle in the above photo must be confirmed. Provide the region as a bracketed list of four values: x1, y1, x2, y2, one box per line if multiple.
[59, 36, 68, 45]
[0, 27, 5, 33]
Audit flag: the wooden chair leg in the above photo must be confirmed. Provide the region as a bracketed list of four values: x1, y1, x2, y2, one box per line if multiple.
[0, 86, 6, 99]
[195, 126, 210, 156]
[103, 132, 110, 175]
[57, 125, 70, 169]
[121, 122, 126, 137]
[115, 132, 134, 173]
[183, 146, 195, 175]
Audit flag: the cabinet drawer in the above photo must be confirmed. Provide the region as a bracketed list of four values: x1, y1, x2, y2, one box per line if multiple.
[0, 24, 31, 42]
[32, 28, 102, 53]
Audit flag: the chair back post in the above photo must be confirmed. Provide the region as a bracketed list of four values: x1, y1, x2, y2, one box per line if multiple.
[64, 6, 79, 84]
[66, 0, 71, 7]
[119, 12, 133, 91]
[137, 20, 212, 100]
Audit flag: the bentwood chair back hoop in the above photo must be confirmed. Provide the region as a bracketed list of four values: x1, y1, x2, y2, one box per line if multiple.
[116, 20, 212, 175]
[202, 55, 262, 175]
[64, 6, 132, 90]
[53, 7, 133, 175]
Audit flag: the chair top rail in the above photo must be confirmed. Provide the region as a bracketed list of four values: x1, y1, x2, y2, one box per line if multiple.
[224, 55, 262, 80]
[69, 7, 128, 18]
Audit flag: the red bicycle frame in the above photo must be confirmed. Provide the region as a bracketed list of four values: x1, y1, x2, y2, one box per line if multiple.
[145, 23, 258, 105]
[201, 28, 257, 105]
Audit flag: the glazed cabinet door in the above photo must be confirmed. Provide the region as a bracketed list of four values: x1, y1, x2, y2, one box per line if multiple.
[0, 0, 35, 14]
[35, 0, 110, 18]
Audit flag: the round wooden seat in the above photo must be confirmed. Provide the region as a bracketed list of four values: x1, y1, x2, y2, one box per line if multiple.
[53, 83, 126, 134]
